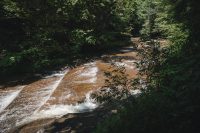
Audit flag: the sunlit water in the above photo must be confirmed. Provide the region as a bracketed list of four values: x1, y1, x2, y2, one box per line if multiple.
[0, 46, 139, 132]
[0, 87, 24, 113]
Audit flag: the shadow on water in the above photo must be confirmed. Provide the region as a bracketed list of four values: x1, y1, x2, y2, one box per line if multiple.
[0, 37, 140, 133]
[17, 104, 116, 133]
[0, 37, 135, 89]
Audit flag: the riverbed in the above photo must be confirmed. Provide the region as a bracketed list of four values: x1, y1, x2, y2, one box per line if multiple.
[0, 39, 140, 133]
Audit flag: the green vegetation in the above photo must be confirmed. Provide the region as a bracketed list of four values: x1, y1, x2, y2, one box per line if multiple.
[94, 0, 200, 133]
[1, 0, 199, 132]
[0, 0, 136, 76]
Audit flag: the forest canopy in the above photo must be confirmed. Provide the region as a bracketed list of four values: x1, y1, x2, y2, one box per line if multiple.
[0, 0, 137, 75]
[0, 0, 200, 132]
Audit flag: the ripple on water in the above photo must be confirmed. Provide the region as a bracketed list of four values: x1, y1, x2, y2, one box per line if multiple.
[0, 70, 68, 133]
[80, 66, 98, 77]
[75, 62, 98, 84]
[0, 86, 24, 113]
[0, 48, 138, 132]
[16, 92, 98, 126]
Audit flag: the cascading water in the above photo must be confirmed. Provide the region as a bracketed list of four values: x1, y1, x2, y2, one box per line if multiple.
[17, 92, 98, 126]
[0, 86, 24, 113]
[0, 70, 69, 133]
[0, 45, 138, 133]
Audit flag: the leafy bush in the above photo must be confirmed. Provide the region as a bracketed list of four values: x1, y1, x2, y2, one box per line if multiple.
[0, 0, 133, 76]
[94, 0, 200, 133]
[92, 64, 132, 104]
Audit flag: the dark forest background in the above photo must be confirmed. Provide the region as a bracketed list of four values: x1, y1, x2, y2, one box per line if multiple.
[0, 0, 200, 132]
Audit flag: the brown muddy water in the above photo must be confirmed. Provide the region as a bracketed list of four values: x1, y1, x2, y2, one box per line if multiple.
[0, 41, 140, 133]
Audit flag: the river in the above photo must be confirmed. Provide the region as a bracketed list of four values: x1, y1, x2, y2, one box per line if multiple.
[0, 39, 139, 133]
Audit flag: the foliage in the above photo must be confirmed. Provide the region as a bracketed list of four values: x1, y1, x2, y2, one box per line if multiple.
[0, 0, 132, 76]
[1, 0, 200, 132]
[92, 64, 132, 104]
[95, 0, 200, 133]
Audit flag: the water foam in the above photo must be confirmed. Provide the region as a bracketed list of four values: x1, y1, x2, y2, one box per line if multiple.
[15, 69, 98, 126]
[0, 70, 68, 133]
[44, 71, 66, 79]
[80, 67, 98, 77]
[34, 69, 69, 113]
[74, 77, 97, 84]
[0, 86, 24, 113]
[17, 92, 98, 126]
[34, 92, 97, 118]
[76, 62, 98, 84]
[115, 62, 135, 69]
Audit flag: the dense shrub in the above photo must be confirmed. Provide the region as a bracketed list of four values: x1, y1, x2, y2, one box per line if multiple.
[0, 0, 134, 76]
[95, 0, 200, 133]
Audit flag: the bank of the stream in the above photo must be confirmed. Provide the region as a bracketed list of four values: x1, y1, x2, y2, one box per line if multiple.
[0, 34, 132, 87]
[0, 38, 140, 133]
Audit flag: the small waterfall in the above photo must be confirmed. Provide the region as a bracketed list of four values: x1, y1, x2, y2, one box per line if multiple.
[34, 70, 69, 113]
[0, 45, 138, 133]
[75, 63, 98, 84]
[0, 70, 69, 133]
[0, 86, 24, 113]
[17, 92, 98, 126]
